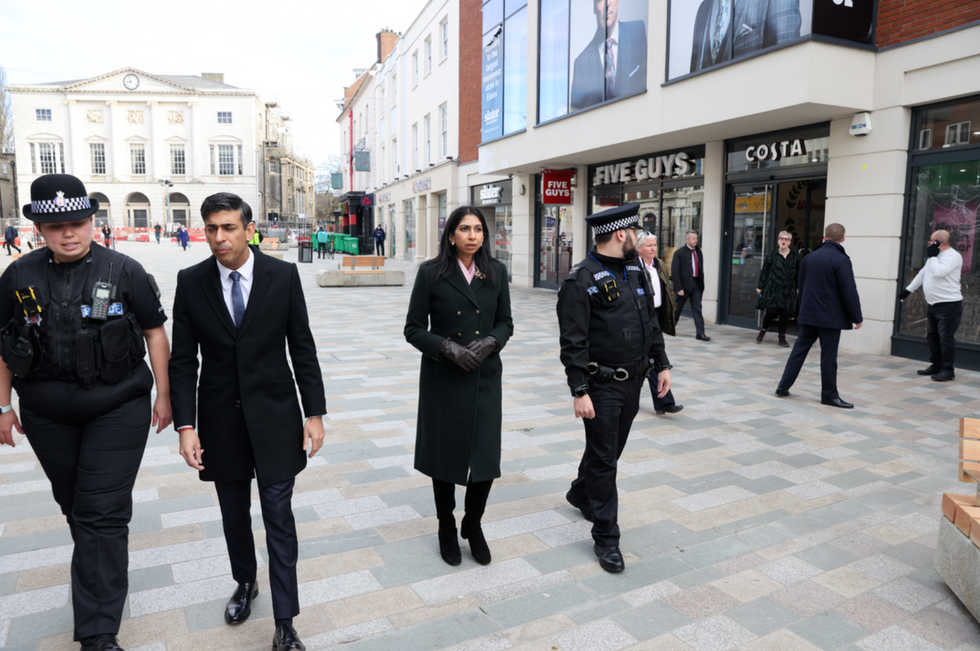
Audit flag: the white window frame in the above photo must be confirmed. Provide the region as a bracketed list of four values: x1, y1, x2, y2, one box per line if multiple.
[39, 142, 58, 174]
[217, 111, 233, 124]
[945, 121, 971, 146]
[130, 143, 146, 175]
[170, 143, 186, 175]
[440, 104, 448, 159]
[441, 19, 449, 58]
[269, 160, 277, 174]
[237, 145, 243, 175]
[918, 128, 931, 151]
[425, 37, 432, 75]
[392, 137, 398, 176]
[425, 114, 431, 165]
[35, 109, 52, 122]
[412, 124, 418, 171]
[218, 144, 235, 175]
[392, 74, 397, 105]
[90, 142, 106, 175]
[412, 52, 419, 86]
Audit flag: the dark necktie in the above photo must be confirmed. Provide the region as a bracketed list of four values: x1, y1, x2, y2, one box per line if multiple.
[692, 248, 699, 277]
[230, 271, 245, 328]
[605, 38, 617, 99]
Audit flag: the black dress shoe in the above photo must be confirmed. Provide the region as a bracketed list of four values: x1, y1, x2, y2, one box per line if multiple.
[80, 634, 123, 651]
[438, 526, 461, 566]
[594, 544, 625, 573]
[821, 397, 854, 409]
[566, 490, 594, 522]
[917, 365, 941, 375]
[655, 404, 684, 415]
[774, 388, 790, 397]
[224, 581, 258, 625]
[696, 334, 711, 341]
[273, 624, 306, 651]
[933, 370, 955, 382]
[461, 518, 492, 565]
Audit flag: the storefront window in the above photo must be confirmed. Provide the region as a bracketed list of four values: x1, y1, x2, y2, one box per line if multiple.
[504, 5, 528, 134]
[661, 185, 703, 270]
[538, 205, 574, 285]
[494, 206, 513, 277]
[437, 193, 448, 242]
[482, 0, 527, 141]
[404, 199, 416, 256]
[388, 205, 396, 254]
[915, 96, 980, 151]
[898, 160, 980, 343]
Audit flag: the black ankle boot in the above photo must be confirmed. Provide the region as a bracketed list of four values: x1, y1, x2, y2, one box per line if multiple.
[461, 517, 491, 565]
[756, 329, 766, 343]
[438, 526, 461, 566]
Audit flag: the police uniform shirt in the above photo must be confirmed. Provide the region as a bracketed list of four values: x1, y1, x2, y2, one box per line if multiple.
[0, 248, 167, 372]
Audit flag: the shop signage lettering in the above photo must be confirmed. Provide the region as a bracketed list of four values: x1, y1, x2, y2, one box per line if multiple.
[543, 171, 574, 205]
[413, 177, 431, 193]
[593, 152, 692, 186]
[481, 32, 504, 141]
[745, 139, 807, 162]
[377, 191, 391, 203]
[480, 185, 503, 205]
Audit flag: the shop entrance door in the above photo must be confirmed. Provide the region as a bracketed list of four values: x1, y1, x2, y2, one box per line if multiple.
[535, 204, 574, 289]
[725, 179, 825, 328]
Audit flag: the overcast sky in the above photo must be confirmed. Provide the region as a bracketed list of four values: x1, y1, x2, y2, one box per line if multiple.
[1, 0, 429, 169]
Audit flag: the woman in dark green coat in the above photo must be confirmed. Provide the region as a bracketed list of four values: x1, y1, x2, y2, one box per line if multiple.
[404, 206, 513, 567]
[756, 230, 799, 346]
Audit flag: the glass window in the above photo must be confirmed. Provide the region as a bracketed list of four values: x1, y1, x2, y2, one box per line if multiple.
[426, 38, 432, 73]
[412, 124, 418, 170]
[538, 205, 575, 285]
[90, 142, 106, 175]
[505, 0, 527, 16]
[442, 19, 449, 57]
[494, 205, 514, 278]
[503, 6, 528, 135]
[35, 109, 51, 122]
[483, 0, 503, 33]
[413, 52, 419, 86]
[30, 143, 36, 174]
[218, 145, 234, 175]
[539, 0, 569, 123]
[238, 145, 243, 175]
[916, 97, 980, 151]
[217, 111, 233, 124]
[170, 143, 185, 175]
[130, 143, 145, 175]
[898, 159, 980, 343]
[425, 115, 431, 165]
[440, 105, 448, 158]
[438, 192, 448, 242]
[39, 143, 57, 174]
[404, 199, 416, 256]
[269, 160, 277, 174]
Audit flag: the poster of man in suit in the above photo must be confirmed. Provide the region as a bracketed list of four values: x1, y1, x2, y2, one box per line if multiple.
[667, 0, 811, 79]
[569, 0, 648, 112]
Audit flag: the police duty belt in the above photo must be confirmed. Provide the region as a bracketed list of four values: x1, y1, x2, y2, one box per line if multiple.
[588, 360, 651, 382]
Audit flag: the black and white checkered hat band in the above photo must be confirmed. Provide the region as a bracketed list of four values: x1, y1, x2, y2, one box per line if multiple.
[31, 195, 91, 214]
[592, 215, 638, 234]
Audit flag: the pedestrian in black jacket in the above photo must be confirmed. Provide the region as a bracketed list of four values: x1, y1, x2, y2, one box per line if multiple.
[671, 230, 709, 340]
[776, 223, 863, 408]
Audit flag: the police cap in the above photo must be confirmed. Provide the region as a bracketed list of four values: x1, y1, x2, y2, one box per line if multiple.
[586, 203, 640, 235]
[23, 174, 100, 224]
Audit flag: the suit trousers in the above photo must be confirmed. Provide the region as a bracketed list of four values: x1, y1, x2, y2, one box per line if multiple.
[568, 376, 643, 546]
[21, 389, 150, 640]
[646, 375, 676, 410]
[777, 324, 841, 401]
[674, 286, 705, 337]
[927, 301, 962, 372]
[214, 477, 300, 619]
[376, 240, 385, 257]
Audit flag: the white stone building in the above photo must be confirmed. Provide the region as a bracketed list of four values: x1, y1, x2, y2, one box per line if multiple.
[9, 68, 272, 229]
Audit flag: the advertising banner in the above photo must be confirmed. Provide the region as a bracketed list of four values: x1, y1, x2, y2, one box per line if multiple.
[482, 28, 504, 141]
[354, 151, 370, 172]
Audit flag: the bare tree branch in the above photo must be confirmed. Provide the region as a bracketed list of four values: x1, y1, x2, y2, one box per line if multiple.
[0, 66, 14, 153]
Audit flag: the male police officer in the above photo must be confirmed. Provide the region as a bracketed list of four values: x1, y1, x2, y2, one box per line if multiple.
[0, 174, 172, 651]
[557, 203, 672, 573]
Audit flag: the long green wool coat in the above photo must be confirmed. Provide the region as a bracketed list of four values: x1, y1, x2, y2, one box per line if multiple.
[404, 260, 514, 485]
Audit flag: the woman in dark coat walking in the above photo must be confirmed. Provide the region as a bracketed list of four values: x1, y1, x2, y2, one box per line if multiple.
[756, 230, 799, 346]
[404, 206, 513, 567]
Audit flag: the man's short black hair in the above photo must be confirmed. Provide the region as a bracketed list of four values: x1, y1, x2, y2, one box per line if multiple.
[595, 231, 614, 244]
[201, 193, 253, 228]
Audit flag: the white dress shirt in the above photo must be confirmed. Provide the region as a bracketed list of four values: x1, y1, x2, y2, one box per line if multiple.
[906, 247, 963, 305]
[217, 248, 255, 321]
[597, 20, 620, 73]
[644, 259, 662, 308]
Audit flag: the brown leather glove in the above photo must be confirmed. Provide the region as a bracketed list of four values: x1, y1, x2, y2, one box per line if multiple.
[466, 336, 499, 364]
[440, 339, 480, 372]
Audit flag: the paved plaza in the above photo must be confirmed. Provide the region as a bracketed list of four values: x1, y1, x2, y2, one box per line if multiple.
[0, 240, 979, 651]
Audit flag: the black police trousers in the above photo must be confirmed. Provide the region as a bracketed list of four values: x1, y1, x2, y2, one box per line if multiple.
[19, 371, 151, 640]
[568, 375, 643, 546]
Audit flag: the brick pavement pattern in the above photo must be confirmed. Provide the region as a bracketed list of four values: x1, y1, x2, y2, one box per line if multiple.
[0, 241, 978, 650]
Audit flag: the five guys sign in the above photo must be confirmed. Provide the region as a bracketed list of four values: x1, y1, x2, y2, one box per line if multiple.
[542, 170, 574, 205]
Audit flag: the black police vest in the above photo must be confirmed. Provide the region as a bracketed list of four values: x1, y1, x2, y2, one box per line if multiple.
[1, 247, 146, 386]
[576, 254, 655, 366]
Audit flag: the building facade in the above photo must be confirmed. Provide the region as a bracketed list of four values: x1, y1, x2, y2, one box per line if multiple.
[472, 0, 980, 366]
[9, 68, 274, 230]
[0, 153, 15, 225]
[261, 103, 315, 228]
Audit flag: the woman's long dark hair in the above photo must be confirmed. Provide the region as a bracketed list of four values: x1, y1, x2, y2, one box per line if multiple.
[430, 205, 497, 285]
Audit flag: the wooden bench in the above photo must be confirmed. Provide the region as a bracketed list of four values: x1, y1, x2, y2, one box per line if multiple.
[937, 417, 980, 621]
[342, 255, 385, 270]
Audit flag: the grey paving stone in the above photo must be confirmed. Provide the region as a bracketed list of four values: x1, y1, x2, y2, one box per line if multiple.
[345, 610, 500, 651]
[343, 466, 410, 485]
[673, 614, 756, 651]
[582, 555, 692, 598]
[6, 605, 73, 644]
[567, 598, 631, 624]
[726, 597, 802, 636]
[129, 564, 174, 592]
[0, 529, 73, 555]
[671, 566, 727, 590]
[411, 558, 541, 605]
[0, 572, 17, 597]
[305, 618, 393, 649]
[132, 493, 215, 518]
[481, 582, 593, 628]
[873, 577, 945, 612]
[757, 556, 823, 585]
[522, 542, 598, 574]
[790, 611, 870, 649]
[737, 475, 797, 494]
[611, 600, 691, 641]
[855, 625, 944, 651]
[552, 619, 637, 651]
[371, 548, 464, 588]
[298, 529, 387, 560]
[856, 488, 921, 509]
[183, 595, 273, 633]
[796, 543, 860, 571]
[883, 541, 938, 570]
[850, 554, 917, 583]
[669, 534, 759, 569]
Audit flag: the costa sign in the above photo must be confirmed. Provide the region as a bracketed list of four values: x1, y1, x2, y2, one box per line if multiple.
[542, 170, 573, 205]
[593, 152, 693, 186]
[745, 139, 807, 162]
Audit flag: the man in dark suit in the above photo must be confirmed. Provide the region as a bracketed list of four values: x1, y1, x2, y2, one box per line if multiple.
[776, 223, 863, 408]
[570, 0, 647, 111]
[169, 192, 326, 651]
[689, 0, 801, 73]
[671, 230, 710, 341]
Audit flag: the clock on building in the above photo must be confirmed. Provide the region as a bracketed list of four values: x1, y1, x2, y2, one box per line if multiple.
[123, 74, 140, 91]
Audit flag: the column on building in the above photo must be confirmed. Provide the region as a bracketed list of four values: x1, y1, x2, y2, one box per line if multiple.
[700, 141, 725, 325]
[571, 165, 589, 267]
[185, 102, 196, 180]
[510, 174, 534, 288]
[416, 194, 428, 264]
[66, 99, 82, 175]
[190, 101, 205, 182]
[107, 101, 125, 181]
[148, 101, 164, 181]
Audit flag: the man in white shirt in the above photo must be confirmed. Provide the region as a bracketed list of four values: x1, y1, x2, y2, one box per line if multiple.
[900, 229, 963, 382]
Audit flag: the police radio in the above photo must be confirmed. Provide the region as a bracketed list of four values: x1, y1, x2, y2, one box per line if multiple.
[89, 263, 116, 322]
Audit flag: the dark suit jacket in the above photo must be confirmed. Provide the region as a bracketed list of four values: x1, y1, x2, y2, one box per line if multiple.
[690, 0, 801, 73]
[169, 247, 326, 487]
[797, 241, 862, 330]
[570, 20, 647, 111]
[404, 260, 513, 484]
[671, 245, 705, 294]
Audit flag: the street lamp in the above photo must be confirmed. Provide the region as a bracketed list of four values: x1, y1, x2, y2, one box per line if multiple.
[158, 179, 173, 232]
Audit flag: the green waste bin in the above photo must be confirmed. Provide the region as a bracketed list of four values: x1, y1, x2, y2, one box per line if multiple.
[343, 237, 360, 255]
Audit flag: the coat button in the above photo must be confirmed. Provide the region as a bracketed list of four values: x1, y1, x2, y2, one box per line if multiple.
[475, 331, 480, 335]
[457, 332, 462, 337]
[456, 311, 461, 316]
[476, 310, 481, 314]
[235, 399, 241, 408]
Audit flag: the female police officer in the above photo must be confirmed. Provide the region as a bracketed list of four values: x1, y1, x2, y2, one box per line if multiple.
[0, 174, 172, 651]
